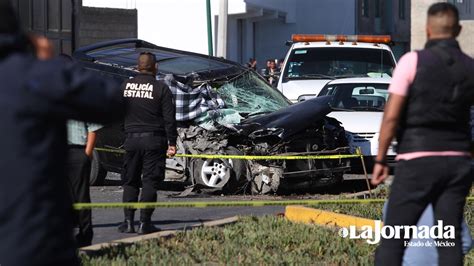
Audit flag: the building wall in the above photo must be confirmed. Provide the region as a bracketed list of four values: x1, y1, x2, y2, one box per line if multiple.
[411, 0, 474, 57]
[228, 0, 357, 69]
[356, 0, 411, 59]
[84, 0, 218, 56]
[357, 0, 378, 34]
[10, 0, 78, 54]
[80, 0, 413, 67]
[392, 0, 411, 43]
[12, 0, 137, 53]
[77, 7, 137, 48]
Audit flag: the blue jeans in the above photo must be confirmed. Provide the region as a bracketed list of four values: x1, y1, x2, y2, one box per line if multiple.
[383, 201, 472, 266]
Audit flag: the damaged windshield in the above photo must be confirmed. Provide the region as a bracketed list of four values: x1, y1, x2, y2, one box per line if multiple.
[217, 71, 290, 116]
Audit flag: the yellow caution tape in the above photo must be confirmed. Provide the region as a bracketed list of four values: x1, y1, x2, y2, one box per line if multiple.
[94, 147, 362, 160]
[73, 197, 474, 210]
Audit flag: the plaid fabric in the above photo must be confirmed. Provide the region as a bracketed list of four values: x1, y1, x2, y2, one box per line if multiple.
[163, 74, 225, 121]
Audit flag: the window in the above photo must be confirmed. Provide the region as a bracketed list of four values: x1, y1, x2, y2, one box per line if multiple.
[399, 0, 406, 20]
[362, 0, 369, 17]
[282, 48, 396, 81]
[375, 0, 381, 17]
[319, 83, 389, 111]
[449, 0, 474, 20]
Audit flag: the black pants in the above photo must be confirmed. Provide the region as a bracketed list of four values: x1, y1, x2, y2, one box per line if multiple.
[66, 147, 93, 247]
[121, 136, 167, 222]
[375, 156, 472, 266]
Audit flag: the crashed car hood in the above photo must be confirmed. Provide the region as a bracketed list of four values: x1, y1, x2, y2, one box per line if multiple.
[236, 96, 332, 139]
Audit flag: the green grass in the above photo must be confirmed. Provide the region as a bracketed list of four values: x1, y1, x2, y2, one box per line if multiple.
[81, 201, 474, 266]
[81, 216, 375, 265]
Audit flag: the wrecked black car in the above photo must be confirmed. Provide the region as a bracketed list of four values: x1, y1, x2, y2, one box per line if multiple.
[73, 39, 350, 194]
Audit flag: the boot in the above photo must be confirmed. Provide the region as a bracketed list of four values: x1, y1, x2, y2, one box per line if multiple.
[118, 219, 135, 233]
[137, 221, 160, 235]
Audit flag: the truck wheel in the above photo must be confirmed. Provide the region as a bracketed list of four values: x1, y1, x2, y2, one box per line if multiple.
[90, 150, 107, 186]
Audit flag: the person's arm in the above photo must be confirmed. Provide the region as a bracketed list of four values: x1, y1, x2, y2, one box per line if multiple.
[85, 131, 97, 158]
[371, 52, 417, 186]
[84, 123, 103, 158]
[160, 83, 177, 156]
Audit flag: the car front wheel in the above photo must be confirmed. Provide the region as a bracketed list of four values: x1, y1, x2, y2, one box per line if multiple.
[192, 147, 247, 193]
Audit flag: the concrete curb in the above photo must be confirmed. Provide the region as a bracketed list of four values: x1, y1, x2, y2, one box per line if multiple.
[285, 205, 378, 229]
[79, 216, 239, 255]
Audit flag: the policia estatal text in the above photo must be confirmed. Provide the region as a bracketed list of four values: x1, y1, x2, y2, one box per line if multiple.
[118, 52, 177, 234]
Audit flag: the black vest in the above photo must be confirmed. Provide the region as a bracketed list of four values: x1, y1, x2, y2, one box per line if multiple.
[123, 73, 166, 133]
[397, 39, 474, 153]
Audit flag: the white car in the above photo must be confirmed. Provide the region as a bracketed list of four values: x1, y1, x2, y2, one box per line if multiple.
[277, 34, 396, 102]
[317, 77, 397, 175]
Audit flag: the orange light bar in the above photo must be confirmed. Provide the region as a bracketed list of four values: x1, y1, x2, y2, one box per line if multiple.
[291, 34, 392, 44]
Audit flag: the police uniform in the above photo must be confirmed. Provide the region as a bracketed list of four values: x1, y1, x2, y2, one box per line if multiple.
[0, 24, 123, 266]
[121, 72, 177, 231]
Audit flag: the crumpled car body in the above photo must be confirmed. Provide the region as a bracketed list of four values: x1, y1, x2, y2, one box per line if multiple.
[74, 39, 351, 193]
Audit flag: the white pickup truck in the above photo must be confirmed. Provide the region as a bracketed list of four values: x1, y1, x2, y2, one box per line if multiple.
[277, 34, 397, 102]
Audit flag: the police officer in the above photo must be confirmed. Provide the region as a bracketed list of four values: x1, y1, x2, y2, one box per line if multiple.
[118, 52, 177, 234]
[371, 3, 474, 265]
[0, 3, 124, 266]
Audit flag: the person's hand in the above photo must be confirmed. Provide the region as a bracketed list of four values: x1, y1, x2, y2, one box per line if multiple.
[84, 151, 92, 160]
[167, 145, 176, 157]
[371, 163, 389, 186]
[30, 35, 54, 60]
[84, 149, 93, 159]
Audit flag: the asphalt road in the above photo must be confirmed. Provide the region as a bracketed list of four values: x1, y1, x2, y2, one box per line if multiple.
[89, 173, 371, 245]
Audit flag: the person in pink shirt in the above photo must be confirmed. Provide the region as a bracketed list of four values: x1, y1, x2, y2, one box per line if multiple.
[371, 3, 474, 266]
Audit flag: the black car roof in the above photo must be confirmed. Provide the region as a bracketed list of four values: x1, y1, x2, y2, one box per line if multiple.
[73, 39, 243, 79]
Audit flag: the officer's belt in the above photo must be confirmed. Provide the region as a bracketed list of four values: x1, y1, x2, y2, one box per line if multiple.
[127, 131, 164, 138]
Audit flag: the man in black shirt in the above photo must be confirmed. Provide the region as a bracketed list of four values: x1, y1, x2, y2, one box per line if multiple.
[119, 52, 177, 234]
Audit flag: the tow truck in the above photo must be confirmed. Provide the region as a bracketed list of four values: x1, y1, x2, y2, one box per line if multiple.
[277, 34, 397, 102]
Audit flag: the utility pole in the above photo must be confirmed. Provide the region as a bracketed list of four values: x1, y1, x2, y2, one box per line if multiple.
[206, 0, 213, 56]
[216, 0, 228, 58]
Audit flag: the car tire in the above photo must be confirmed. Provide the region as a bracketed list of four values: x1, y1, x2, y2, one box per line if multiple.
[90, 150, 107, 186]
[192, 147, 247, 193]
